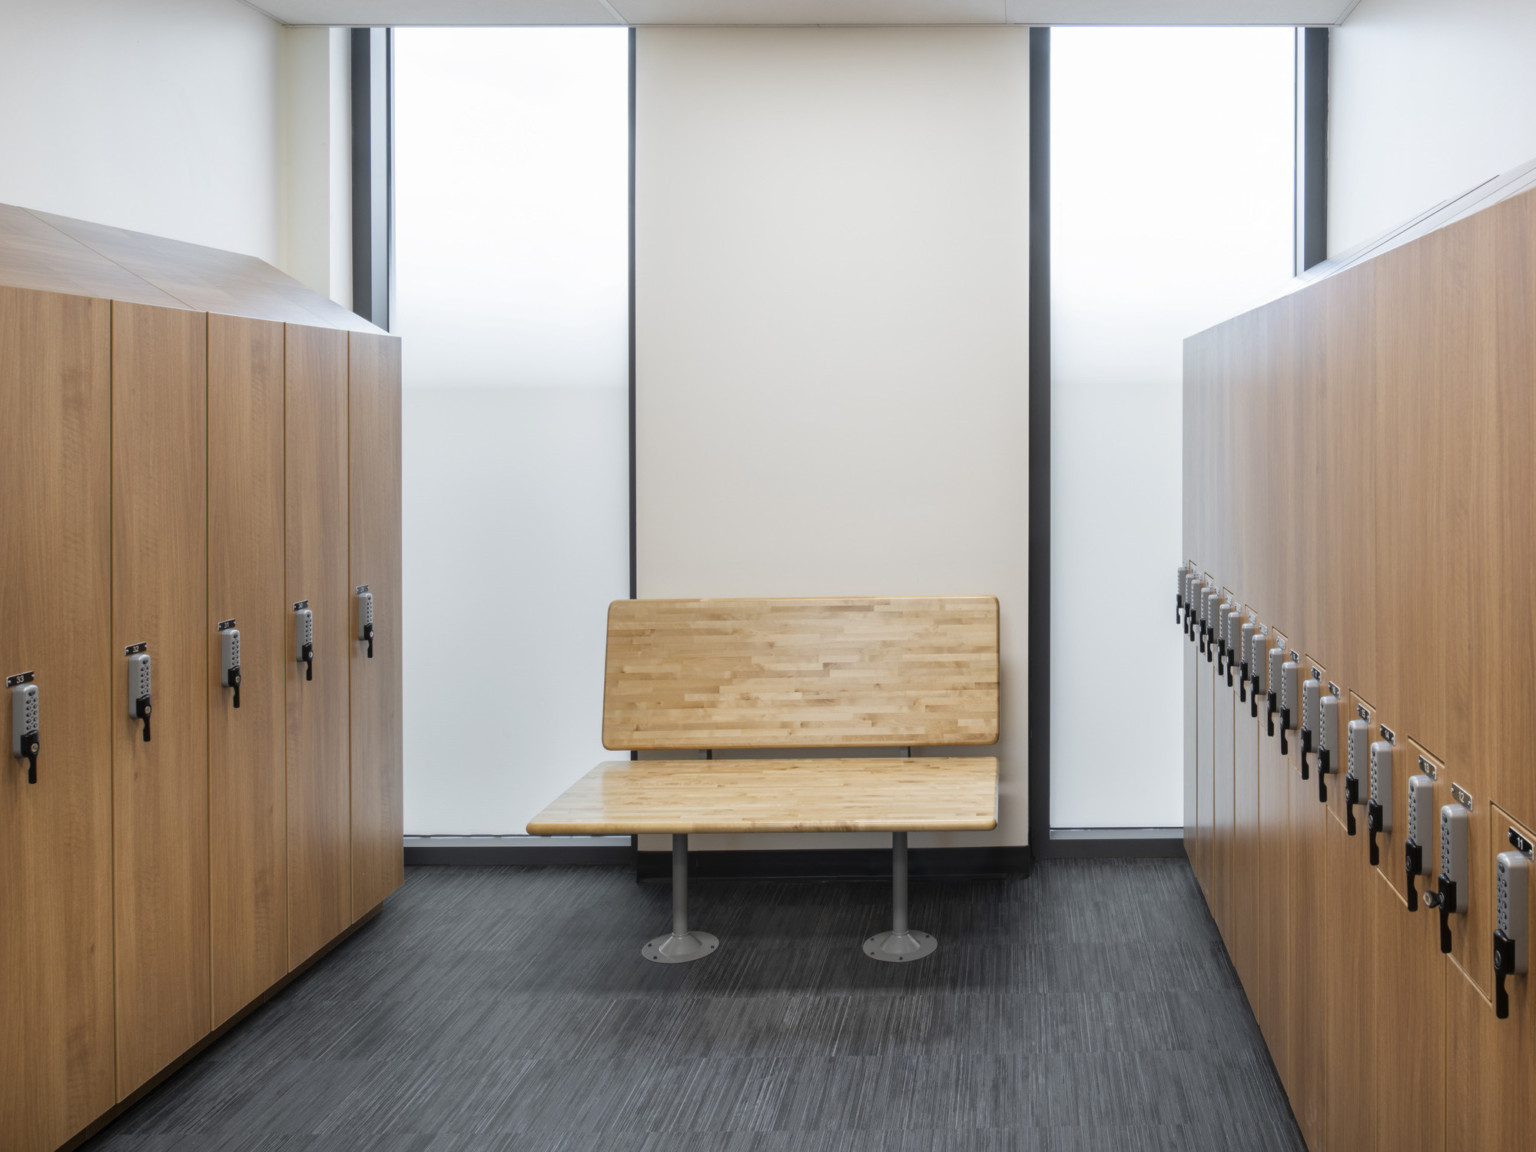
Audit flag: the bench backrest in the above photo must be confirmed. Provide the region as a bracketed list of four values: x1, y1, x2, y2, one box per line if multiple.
[602, 596, 999, 751]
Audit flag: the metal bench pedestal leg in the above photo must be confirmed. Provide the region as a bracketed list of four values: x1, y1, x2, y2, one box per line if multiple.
[863, 831, 937, 962]
[643, 833, 719, 963]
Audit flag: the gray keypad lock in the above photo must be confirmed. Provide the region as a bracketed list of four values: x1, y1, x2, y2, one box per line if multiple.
[1494, 850, 1530, 1018]
[1405, 773, 1436, 909]
[295, 605, 314, 681]
[1345, 719, 1370, 836]
[127, 650, 152, 743]
[1279, 661, 1300, 754]
[357, 588, 375, 659]
[220, 624, 242, 708]
[1299, 678, 1320, 779]
[1266, 647, 1284, 737]
[1248, 628, 1267, 717]
[1317, 694, 1339, 802]
[1239, 622, 1254, 702]
[10, 676, 39, 783]
[1367, 741, 1393, 865]
[1424, 802, 1469, 954]
[1224, 610, 1241, 686]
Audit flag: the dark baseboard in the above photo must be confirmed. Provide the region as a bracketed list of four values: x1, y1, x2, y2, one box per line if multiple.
[405, 837, 636, 867]
[634, 844, 1033, 882]
[1045, 828, 1187, 860]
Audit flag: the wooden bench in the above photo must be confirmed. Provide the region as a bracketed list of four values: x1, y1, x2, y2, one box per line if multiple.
[527, 595, 1000, 964]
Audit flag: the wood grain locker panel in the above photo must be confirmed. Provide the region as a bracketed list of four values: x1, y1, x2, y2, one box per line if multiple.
[0, 287, 115, 1152]
[1211, 595, 1237, 946]
[1231, 618, 1262, 1005]
[1194, 586, 1215, 901]
[1324, 806, 1376, 1152]
[348, 331, 404, 919]
[111, 301, 211, 1098]
[208, 314, 288, 1027]
[1369, 867, 1445, 1152]
[1256, 634, 1291, 1072]
[1444, 807, 1535, 1150]
[286, 324, 352, 969]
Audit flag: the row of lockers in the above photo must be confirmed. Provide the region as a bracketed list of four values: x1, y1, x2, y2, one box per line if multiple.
[1178, 564, 1533, 1152]
[1, 288, 403, 1152]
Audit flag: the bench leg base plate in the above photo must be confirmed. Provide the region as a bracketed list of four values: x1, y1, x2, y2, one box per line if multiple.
[643, 930, 719, 964]
[863, 929, 937, 963]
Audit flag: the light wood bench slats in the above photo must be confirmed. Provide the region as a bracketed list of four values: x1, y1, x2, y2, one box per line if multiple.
[602, 596, 999, 751]
[526, 757, 999, 835]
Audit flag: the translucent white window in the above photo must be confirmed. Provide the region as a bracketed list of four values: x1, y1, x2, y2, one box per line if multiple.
[394, 28, 629, 834]
[1051, 28, 1296, 829]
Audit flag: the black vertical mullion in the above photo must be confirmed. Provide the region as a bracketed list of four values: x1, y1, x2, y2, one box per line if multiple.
[628, 27, 638, 605]
[1027, 27, 1052, 859]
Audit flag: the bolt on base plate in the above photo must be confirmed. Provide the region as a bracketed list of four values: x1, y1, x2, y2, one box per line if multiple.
[642, 930, 719, 964]
[863, 929, 937, 963]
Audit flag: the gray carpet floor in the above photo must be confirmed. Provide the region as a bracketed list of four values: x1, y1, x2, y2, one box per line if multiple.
[81, 858, 1305, 1151]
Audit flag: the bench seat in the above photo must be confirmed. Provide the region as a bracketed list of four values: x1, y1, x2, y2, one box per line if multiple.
[526, 756, 999, 835]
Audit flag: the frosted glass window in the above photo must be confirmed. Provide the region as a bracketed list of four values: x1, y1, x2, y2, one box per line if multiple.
[1050, 28, 1296, 829]
[394, 28, 629, 834]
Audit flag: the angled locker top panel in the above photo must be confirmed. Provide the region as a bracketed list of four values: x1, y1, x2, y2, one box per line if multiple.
[0, 203, 183, 308]
[0, 203, 382, 333]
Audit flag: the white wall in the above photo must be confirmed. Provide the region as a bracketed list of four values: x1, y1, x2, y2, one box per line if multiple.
[635, 26, 1032, 850]
[394, 29, 630, 836]
[0, 0, 285, 263]
[1050, 28, 1295, 829]
[1330, 0, 1536, 256]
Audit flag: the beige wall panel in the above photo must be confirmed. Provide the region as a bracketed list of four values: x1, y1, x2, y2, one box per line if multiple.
[635, 27, 1029, 851]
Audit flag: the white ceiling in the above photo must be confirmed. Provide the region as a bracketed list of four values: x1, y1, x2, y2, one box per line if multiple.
[249, 0, 1361, 28]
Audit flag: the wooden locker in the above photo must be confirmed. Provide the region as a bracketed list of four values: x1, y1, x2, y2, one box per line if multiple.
[1195, 584, 1216, 900]
[208, 314, 288, 1027]
[1211, 596, 1238, 945]
[1283, 655, 1328, 1151]
[348, 331, 404, 919]
[111, 301, 211, 1098]
[1255, 628, 1291, 1071]
[1369, 867, 1445, 1152]
[0, 287, 115, 1152]
[1231, 610, 1262, 1002]
[1184, 582, 1198, 865]
[1444, 807, 1535, 1149]
[1323, 804, 1376, 1152]
[286, 324, 352, 968]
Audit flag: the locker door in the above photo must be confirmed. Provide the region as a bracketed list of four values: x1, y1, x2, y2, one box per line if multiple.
[1255, 630, 1290, 1071]
[1369, 864, 1445, 1152]
[1211, 597, 1238, 945]
[0, 287, 115, 1151]
[286, 324, 352, 968]
[1183, 581, 1199, 863]
[208, 315, 288, 1026]
[1230, 611, 1262, 1001]
[111, 301, 210, 1097]
[348, 332, 404, 919]
[1324, 796, 1376, 1152]
[1284, 655, 1329, 1150]
[1445, 807, 1535, 1149]
[1194, 585, 1216, 899]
